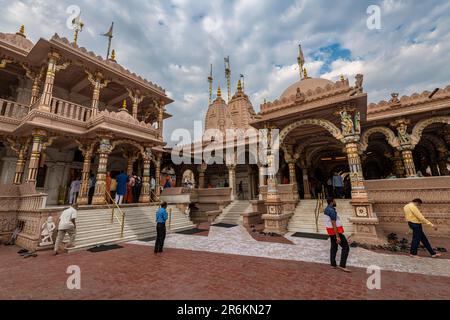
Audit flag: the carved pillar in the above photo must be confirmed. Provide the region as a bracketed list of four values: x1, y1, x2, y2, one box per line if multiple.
[127, 88, 144, 120]
[198, 163, 207, 189]
[158, 102, 165, 138]
[339, 108, 385, 245]
[155, 154, 162, 197]
[227, 164, 236, 200]
[30, 74, 41, 105]
[87, 71, 109, 116]
[26, 129, 47, 184]
[393, 151, 405, 177]
[401, 149, 416, 177]
[9, 138, 31, 185]
[257, 164, 266, 200]
[77, 141, 95, 205]
[287, 161, 297, 185]
[92, 138, 112, 205]
[140, 148, 152, 203]
[438, 150, 449, 176]
[300, 160, 311, 199]
[40, 52, 69, 110]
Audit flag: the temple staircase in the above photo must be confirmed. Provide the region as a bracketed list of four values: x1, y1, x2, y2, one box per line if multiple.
[287, 199, 355, 235]
[214, 200, 251, 225]
[68, 205, 194, 252]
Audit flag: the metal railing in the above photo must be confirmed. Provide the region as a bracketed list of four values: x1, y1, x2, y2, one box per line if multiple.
[314, 186, 326, 233]
[105, 192, 126, 238]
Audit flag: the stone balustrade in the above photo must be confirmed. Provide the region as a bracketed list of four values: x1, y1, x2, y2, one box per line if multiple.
[50, 97, 92, 122]
[0, 98, 30, 120]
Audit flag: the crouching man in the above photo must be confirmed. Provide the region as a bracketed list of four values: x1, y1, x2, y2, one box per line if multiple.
[54, 203, 78, 255]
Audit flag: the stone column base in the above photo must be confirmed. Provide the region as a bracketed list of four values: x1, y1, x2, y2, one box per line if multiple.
[92, 195, 106, 205]
[348, 217, 387, 245]
[262, 213, 292, 235]
[77, 196, 89, 205]
[140, 195, 150, 203]
[347, 198, 387, 245]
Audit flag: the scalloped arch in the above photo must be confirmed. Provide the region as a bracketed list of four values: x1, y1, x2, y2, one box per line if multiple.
[279, 119, 344, 144]
[411, 116, 450, 147]
[360, 127, 400, 152]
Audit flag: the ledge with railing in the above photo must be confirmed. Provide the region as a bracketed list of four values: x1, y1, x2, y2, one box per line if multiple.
[0, 98, 30, 120]
[49, 97, 93, 122]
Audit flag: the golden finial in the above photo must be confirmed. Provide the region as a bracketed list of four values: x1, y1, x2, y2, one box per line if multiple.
[122, 99, 127, 110]
[303, 68, 308, 79]
[237, 79, 242, 92]
[16, 25, 26, 38]
[340, 74, 345, 82]
[110, 49, 116, 61]
[217, 85, 222, 98]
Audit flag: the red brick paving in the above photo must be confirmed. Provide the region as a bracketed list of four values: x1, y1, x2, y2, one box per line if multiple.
[0, 244, 449, 300]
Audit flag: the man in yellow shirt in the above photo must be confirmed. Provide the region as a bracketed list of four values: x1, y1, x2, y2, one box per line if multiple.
[404, 198, 441, 258]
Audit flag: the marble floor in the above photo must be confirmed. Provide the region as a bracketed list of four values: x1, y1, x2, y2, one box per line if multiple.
[130, 225, 450, 278]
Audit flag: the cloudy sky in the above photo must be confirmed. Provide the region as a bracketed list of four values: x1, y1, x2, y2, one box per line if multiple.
[1, 0, 449, 144]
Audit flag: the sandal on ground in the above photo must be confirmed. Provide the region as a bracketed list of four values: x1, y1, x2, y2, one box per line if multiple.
[431, 253, 442, 258]
[337, 266, 352, 273]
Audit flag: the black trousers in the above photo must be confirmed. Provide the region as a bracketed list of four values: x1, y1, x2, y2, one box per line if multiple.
[155, 223, 166, 253]
[408, 222, 436, 255]
[330, 233, 350, 268]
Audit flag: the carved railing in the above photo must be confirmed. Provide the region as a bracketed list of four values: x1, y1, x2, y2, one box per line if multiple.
[0, 98, 30, 119]
[50, 97, 92, 122]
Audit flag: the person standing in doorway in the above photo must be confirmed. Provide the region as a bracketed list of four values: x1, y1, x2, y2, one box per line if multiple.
[134, 174, 142, 203]
[115, 170, 128, 205]
[332, 172, 344, 199]
[238, 181, 244, 199]
[88, 174, 96, 205]
[125, 173, 136, 203]
[404, 198, 441, 258]
[69, 177, 81, 204]
[110, 175, 117, 204]
[105, 172, 112, 200]
[150, 176, 156, 200]
[154, 201, 168, 254]
[54, 203, 78, 255]
[324, 197, 351, 273]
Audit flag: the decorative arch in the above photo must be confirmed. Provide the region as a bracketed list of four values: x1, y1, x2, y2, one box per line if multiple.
[422, 134, 448, 153]
[306, 145, 345, 166]
[295, 135, 342, 159]
[279, 119, 344, 144]
[360, 126, 399, 152]
[411, 116, 450, 147]
[111, 139, 145, 154]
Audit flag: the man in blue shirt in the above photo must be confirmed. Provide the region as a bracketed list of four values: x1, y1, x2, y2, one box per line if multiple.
[115, 170, 128, 204]
[332, 172, 344, 199]
[154, 201, 168, 254]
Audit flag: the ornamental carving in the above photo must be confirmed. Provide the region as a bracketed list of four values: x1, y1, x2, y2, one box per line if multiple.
[279, 118, 344, 144]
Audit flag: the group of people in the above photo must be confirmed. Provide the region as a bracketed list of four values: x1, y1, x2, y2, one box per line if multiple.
[324, 197, 441, 272]
[307, 172, 350, 199]
[68, 171, 159, 205]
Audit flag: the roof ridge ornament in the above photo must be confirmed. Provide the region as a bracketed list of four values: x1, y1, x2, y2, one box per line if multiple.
[297, 44, 306, 80]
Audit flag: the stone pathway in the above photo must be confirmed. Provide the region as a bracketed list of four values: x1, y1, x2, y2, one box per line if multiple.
[130, 225, 450, 278]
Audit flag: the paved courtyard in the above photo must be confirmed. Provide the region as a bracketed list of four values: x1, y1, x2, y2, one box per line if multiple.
[1, 225, 449, 300]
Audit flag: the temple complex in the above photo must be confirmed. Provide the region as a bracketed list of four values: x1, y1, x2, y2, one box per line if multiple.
[0, 25, 449, 251]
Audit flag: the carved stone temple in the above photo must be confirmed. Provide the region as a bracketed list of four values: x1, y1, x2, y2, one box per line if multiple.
[1, 25, 449, 251]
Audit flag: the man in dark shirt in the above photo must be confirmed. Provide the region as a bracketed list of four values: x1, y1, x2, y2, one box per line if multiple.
[324, 197, 351, 273]
[154, 201, 168, 254]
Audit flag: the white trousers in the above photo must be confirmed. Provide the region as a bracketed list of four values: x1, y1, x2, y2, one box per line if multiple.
[115, 194, 124, 205]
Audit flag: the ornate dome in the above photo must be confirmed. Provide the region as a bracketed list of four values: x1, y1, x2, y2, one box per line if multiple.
[280, 77, 334, 99]
[0, 30, 34, 52]
[205, 86, 235, 134]
[228, 80, 257, 130]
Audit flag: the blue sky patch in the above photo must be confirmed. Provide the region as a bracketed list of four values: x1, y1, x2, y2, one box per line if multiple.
[312, 43, 352, 74]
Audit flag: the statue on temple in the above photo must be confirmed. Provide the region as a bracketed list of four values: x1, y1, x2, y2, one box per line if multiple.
[354, 111, 361, 134]
[397, 123, 411, 145]
[295, 87, 305, 102]
[390, 93, 400, 104]
[350, 74, 364, 96]
[39, 216, 56, 246]
[340, 110, 354, 136]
